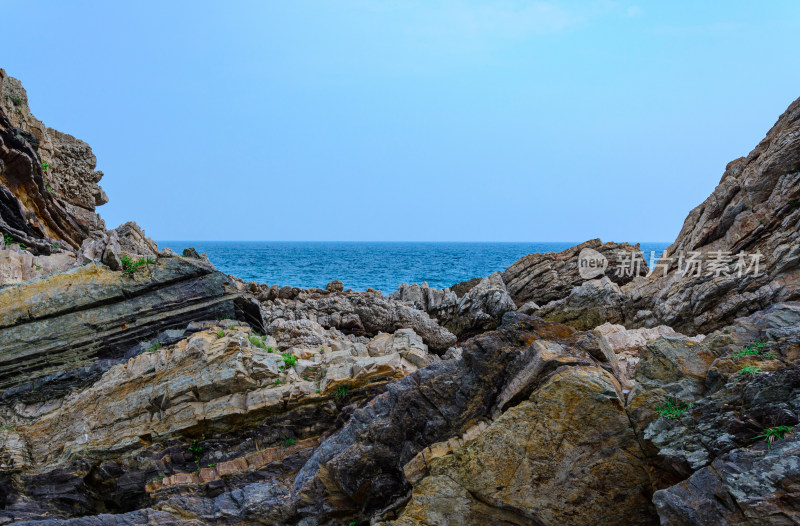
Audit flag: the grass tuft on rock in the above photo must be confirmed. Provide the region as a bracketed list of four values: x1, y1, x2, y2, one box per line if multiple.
[654, 397, 693, 419]
[754, 425, 793, 448]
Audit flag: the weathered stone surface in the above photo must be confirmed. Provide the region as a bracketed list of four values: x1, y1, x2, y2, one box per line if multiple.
[0, 245, 76, 286]
[653, 430, 800, 525]
[0, 69, 106, 250]
[288, 315, 632, 524]
[389, 367, 657, 526]
[390, 272, 516, 338]
[257, 287, 457, 352]
[536, 276, 629, 330]
[0, 319, 440, 523]
[0, 257, 238, 399]
[501, 239, 647, 306]
[627, 303, 800, 489]
[593, 322, 703, 383]
[325, 279, 344, 292]
[531, 97, 800, 334]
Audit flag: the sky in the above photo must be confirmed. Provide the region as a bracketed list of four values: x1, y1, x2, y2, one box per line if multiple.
[2, 1, 798, 242]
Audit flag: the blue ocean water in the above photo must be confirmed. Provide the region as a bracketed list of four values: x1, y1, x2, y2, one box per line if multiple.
[159, 241, 671, 293]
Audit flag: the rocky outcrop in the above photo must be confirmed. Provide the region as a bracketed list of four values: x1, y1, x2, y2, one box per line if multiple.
[501, 239, 647, 306]
[534, 97, 800, 335]
[390, 272, 516, 338]
[626, 303, 800, 513]
[239, 283, 458, 352]
[0, 320, 441, 523]
[388, 366, 656, 526]
[593, 322, 704, 384]
[0, 69, 106, 251]
[0, 257, 240, 401]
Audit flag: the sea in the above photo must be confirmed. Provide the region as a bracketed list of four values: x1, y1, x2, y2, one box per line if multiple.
[158, 241, 671, 293]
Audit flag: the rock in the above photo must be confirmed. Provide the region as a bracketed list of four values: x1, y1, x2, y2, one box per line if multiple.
[444, 272, 517, 337]
[449, 277, 481, 298]
[501, 239, 647, 306]
[390, 273, 516, 338]
[0, 257, 239, 401]
[0, 321, 440, 523]
[653, 430, 800, 525]
[517, 301, 539, 315]
[0, 246, 76, 286]
[528, 97, 800, 334]
[1, 69, 106, 251]
[258, 287, 457, 353]
[536, 276, 629, 330]
[627, 303, 800, 488]
[289, 315, 633, 523]
[100, 230, 122, 270]
[325, 280, 344, 292]
[389, 367, 657, 526]
[593, 322, 703, 383]
[114, 221, 159, 258]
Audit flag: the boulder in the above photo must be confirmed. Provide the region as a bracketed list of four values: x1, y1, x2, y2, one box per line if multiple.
[390, 273, 516, 338]
[388, 367, 657, 526]
[325, 280, 344, 292]
[501, 239, 647, 306]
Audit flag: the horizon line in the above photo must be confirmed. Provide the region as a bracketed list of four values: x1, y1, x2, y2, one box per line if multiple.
[156, 239, 673, 244]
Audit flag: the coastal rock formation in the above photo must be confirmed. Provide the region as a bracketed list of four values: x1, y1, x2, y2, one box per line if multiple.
[0, 69, 106, 251]
[533, 96, 800, 335]
[389, 367, 656, 526]
[0, 323, 441, 523]
[241, 284, 458, 352]
[501, 239, 647, 306]
[390, 272, 516, 337]
[593, 322, 703, 384]
[1, 69, 799, 526]
[0, 257, 239, 401]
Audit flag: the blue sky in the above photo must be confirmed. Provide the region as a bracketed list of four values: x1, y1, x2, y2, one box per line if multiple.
[3, 1, 798, 242]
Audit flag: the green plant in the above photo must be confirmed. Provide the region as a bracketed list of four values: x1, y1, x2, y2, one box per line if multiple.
[654, 397, 693, 419]
[44, 182, 52, 193]
[34, 264, 42, 270]
[150, 473, 167, 482]
[335, 385, 351, 401]
[40, 161, 50, 172]
[282, 437, 297, 447]
[8, 95, 22, 104]
[315, 389, 321, 394]
[146, 342, 162, 353]
[281, 352, 297, 369]
[52, 243, 60, 249]
[266, 346, 275, 353]
[754, 425, 793, 448]
[731, 341, 770, 360]
[0, 424, 16, 432]
[208, 463, 215, 468]
[216, 329, 225, 338]
[274, 379, 283, 385]
[736, 365, 762, 379]
[188, 434, 205, 469]
[121, 255, 155, 275]
[249, 335, 267, 350]
[2, 233, 23, 248]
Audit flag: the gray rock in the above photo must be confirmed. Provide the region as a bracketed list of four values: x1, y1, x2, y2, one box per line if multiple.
[325, 280, 344, 292]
